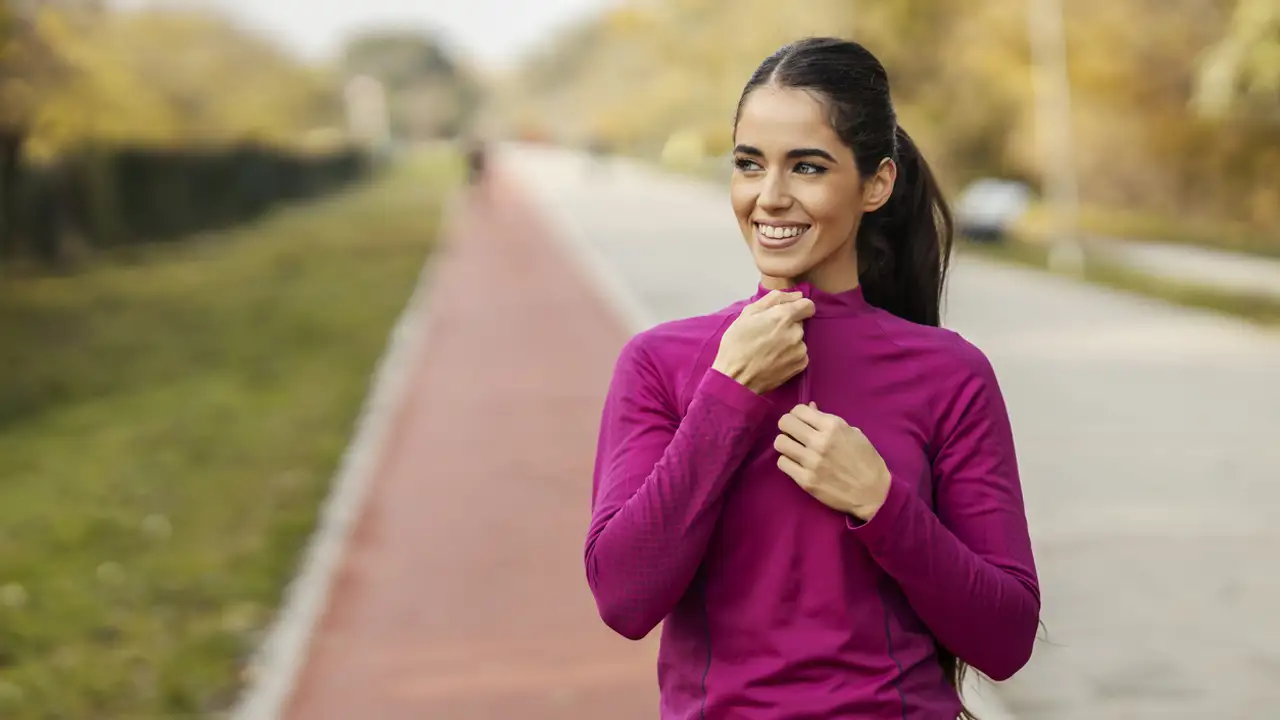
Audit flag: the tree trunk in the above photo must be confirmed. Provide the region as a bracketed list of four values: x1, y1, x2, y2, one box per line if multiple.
[0, 129, 21, 260]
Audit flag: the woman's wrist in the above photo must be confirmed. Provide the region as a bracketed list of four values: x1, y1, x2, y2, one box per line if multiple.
[847, 469, 892, 522]
[711, 359, 759, 394]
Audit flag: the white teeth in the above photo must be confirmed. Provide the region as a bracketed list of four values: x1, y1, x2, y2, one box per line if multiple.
[757, 224, 806, 239]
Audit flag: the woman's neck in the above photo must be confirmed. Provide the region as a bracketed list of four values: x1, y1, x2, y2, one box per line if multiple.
[760, 258, 860, 294]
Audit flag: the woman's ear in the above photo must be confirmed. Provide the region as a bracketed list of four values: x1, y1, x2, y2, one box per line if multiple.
[862, 158, 896, 213]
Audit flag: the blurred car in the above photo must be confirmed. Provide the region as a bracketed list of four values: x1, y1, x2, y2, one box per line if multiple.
[954, 178, 1032, 243]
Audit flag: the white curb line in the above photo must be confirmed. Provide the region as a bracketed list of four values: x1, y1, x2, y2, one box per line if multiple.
[226, 191, 460, 720]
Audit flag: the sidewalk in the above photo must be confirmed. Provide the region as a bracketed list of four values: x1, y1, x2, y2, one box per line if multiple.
[272, 170, 657, 719]
[1084, 234, 1280, 301]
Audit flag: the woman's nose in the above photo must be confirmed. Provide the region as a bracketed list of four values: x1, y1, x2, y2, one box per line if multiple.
[757, 173, 792, 210]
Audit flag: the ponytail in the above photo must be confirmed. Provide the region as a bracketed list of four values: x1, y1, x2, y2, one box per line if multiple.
[856, 125, 954, 328]
[739, 39, 990, 720]
[736, 38, 1014, 720]
[859, 127, 970, 712]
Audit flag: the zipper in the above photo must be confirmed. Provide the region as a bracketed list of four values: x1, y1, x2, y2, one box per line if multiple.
[797, 282, 812, 407]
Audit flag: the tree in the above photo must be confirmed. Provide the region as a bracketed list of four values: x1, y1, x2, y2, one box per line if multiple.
[339, 30, 480, 140]
[497, 0, 1279, 241]
[0, 0, 73, 255]
[1, 2, 352, 260]
[1194, 0, 1280, 119]
[23, 8, 341, 157]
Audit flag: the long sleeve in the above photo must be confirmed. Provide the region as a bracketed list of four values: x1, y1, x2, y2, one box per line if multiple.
[585, 336, 773, 640]
[848, 347, 1040, 681]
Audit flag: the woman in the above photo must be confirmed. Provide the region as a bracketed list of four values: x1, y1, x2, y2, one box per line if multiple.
[585, 37, 1039, 719]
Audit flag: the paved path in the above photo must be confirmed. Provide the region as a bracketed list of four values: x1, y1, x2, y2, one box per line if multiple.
[280, 170, 656, 719]
[502, 144, 1280, 720]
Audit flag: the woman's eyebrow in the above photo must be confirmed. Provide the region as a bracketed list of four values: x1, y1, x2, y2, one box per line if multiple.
[733, 144, 838, 164]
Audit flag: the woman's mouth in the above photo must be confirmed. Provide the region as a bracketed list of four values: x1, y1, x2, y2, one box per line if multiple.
[754, 222, 811, 250]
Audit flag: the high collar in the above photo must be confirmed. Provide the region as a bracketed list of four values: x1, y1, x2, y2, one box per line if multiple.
[750, 280, 871, 318]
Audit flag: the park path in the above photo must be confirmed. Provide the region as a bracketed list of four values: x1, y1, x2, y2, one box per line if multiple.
[1083, 234, 1280, 302]
[280, 167, 657, 719]
[502, 144, 1280, 720]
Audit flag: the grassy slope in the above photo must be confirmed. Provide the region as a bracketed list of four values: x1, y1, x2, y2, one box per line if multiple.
[0, 150, 462, 718]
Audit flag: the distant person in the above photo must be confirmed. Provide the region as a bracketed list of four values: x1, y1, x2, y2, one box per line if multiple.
[585, 37, 1038, 719]
[465, 137, 486, 186]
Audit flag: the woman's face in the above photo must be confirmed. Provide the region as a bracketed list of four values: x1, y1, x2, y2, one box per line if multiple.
[730, 85, 894, 291]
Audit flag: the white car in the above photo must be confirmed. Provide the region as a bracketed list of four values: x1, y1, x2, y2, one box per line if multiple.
[954, 178, 1032, 243]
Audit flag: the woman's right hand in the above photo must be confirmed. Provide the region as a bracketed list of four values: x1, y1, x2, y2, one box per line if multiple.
[712, 290, 815, 395]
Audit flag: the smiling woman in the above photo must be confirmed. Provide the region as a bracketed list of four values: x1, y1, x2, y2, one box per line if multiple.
[731, 93, 881, 291]
[730, 48, 949, 327]
[585, 37, 1039, 720]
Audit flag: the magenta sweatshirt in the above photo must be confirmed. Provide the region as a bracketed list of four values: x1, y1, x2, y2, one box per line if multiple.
[585, 282, 1040, 719]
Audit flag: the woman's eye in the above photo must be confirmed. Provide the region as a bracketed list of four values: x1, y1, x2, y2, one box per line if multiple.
[795, 162, 826, 175]
[733, 157, 761, 172]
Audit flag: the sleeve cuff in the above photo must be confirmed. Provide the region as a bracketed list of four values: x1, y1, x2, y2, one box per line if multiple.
[698, 368, 774, 421]
[846, 474, 913, 549]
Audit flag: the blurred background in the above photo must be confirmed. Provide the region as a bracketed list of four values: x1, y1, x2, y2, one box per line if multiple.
[1, 0, 1278, 718]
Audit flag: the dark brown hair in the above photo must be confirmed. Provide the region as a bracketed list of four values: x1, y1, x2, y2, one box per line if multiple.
[734, 36, 954, 329]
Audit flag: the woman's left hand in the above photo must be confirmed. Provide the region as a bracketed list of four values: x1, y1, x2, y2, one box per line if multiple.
[775, 402, 891, 522]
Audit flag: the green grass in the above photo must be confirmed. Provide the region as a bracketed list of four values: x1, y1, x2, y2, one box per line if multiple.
[0, 149, 463, 718]
[962, 237, 1280, 326]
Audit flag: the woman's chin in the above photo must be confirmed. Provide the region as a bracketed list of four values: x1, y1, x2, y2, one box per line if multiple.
[752, 251, 812, 281]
